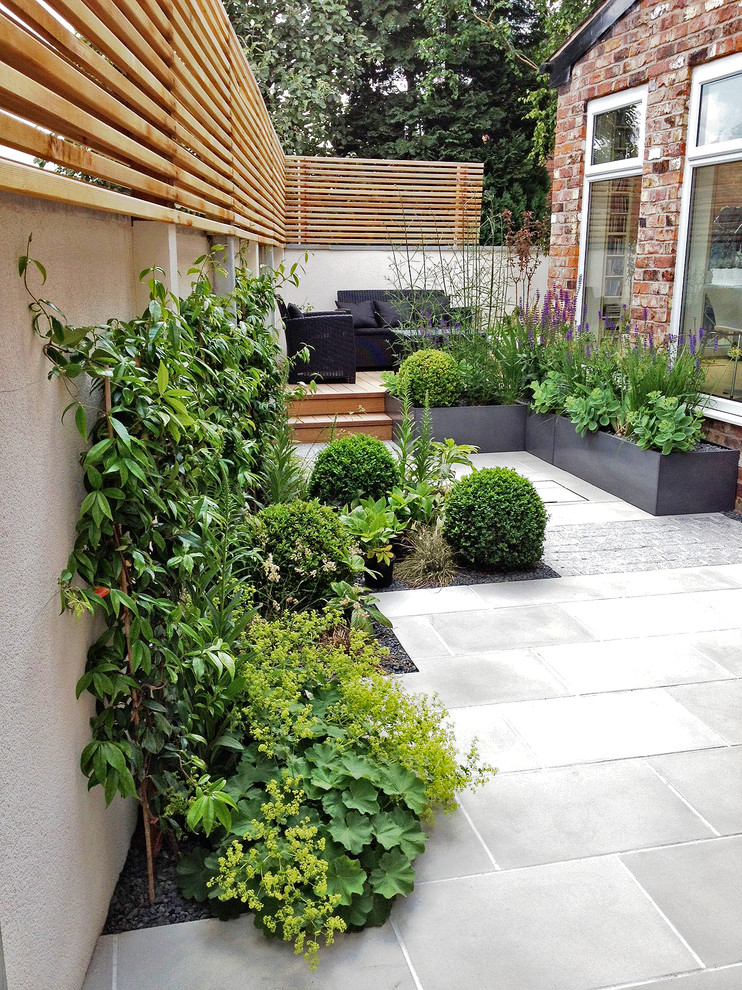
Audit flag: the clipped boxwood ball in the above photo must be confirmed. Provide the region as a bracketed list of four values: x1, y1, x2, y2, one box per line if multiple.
[243, 499, 354, 611]
[443, 467, 547, 570]
[308, 434, 400, 506]
[397, 349, 461, 407]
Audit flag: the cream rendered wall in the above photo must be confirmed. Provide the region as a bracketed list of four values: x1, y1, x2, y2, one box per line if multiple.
[280, 246, 549, 313]
[0, 194, 221, 990]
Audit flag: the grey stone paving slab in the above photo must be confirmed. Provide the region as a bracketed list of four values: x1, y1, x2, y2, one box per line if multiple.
[431, 605, 594, 654]
[81, 937, 114, 990]
[393, 856, 699, 990]
[470, 574, 604, 607]
[412, 806, 495, 883]
[624, 965, 742, 989]
[495, 690, 727, 767]
[111, 916, 416, 990]
[535, 635, 734, 694]
[449, 706, 541, 771]
[531, 479, 587, 503]
[459, 761, 714, 869]
[667, 681, 742, 744]
[545, 501, 652, 529]
[692, 628, 742, 675]
[622, 835, 742, 967]
[650, 747, 742, 835]
[376, 585, 486, 619]
[561, 593, 732, 640]
[389, 616, 451, 660]
[405, 649, 569, 707]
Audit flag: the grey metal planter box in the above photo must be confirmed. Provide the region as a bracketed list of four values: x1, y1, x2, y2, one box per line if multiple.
[525, 411, 557, 464]
[552, 416, 739, 515]
[385, 396, 526, 453]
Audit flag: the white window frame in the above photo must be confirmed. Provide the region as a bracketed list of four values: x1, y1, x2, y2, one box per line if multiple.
[575, 86, 648, 327]
[671, 51, 742, 424]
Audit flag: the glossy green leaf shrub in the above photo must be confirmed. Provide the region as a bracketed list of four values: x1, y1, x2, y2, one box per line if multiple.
[308, 434, 400, 505]
[443, 467, 547, 570]
[242, 500, 355, 612]
[396, 348, 461, 407]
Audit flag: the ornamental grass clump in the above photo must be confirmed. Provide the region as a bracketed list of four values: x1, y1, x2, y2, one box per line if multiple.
[443, 468, 547, 570]
[308, 434, 400, 506]
[242, 500, 355, 612]
[396, 348, 461, 407]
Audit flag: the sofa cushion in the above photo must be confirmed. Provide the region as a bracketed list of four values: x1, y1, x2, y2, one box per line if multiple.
[336, 299, 377, 329]
[374, 297, 412, 328]
[286, 302, 304, 320]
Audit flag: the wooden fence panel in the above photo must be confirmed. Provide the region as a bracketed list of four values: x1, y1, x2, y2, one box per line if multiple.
[0, 1, 483, 247]
[284, 156, 484, 245]
[0, 0, 286, 244]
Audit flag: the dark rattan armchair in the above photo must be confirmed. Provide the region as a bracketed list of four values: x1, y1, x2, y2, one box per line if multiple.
[279, 301, 356, 384]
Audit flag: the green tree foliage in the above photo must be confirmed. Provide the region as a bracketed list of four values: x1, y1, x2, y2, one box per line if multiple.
[223, 0, 379, 154]
[335, 0, 550, 227]
[224, 0, 596, 229]
[419, 0, 600, 166]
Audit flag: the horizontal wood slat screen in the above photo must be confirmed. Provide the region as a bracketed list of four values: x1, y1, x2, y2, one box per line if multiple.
[0, 0, 285, 244]
[285, 156, 484, 245]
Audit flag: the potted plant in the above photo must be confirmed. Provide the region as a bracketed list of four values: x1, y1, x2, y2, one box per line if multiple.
[340, 497, 407, 589]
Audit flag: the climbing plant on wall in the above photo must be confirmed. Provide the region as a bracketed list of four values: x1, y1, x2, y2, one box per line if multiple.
[19, 242, 295, 901]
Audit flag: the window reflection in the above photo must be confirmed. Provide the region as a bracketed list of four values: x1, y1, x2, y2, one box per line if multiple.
[592, 104, 641, 165]
[582, 176, 641, 333]
[698, 72, 742, 146]
[681, 160, 742, 401]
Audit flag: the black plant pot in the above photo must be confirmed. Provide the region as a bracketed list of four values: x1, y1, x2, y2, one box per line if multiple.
[364, 555, 395, 590]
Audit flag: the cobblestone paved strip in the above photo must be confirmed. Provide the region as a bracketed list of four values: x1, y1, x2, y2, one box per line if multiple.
[545, 515, 742, 576]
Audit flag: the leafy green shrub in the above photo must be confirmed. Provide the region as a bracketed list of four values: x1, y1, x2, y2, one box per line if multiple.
[564, 385, 625, 436]
[396, 349, 461, 407]
[627, 391, 704, 454]
[243, 500, 354, 611]
[308, 434, 400, 505]
[176, 610, 493, 965]
[443, 468, 547, 570]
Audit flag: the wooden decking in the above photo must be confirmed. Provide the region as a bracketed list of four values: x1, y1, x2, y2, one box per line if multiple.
[288, 371, 394, 442]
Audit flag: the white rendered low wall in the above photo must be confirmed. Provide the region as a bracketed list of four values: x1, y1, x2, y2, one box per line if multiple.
[280, 245, 548, 316]
[0, 192, 258, 990]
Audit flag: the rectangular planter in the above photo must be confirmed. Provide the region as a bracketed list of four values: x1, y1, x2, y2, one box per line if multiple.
[552, 416, 739, 515]
[525, 411, 557, 464]
[385, 396, 526, 453]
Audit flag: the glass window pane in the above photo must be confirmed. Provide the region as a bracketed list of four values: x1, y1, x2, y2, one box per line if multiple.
[582, 176, 641, 334]
[681, 160, 742, 401]
[698, 72, 742, 146]
[591, 104, 641, 165]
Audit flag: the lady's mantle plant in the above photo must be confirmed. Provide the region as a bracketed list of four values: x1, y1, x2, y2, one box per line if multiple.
[20, 242, 291, 901]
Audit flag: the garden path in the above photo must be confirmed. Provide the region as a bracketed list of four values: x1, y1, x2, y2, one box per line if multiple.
[83, 453, 742, 990]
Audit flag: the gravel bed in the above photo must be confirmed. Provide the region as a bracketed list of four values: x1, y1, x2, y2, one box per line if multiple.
[385, 560, 560, 593]
[103, 826, 210, 934]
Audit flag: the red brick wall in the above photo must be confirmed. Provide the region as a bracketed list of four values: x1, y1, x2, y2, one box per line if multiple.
[548, 0, 742, 505]
[704, 418, 742, 511]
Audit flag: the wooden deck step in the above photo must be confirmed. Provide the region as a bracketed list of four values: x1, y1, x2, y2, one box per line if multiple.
[289, 412, 393, 443]
[288, 391, 386, 417]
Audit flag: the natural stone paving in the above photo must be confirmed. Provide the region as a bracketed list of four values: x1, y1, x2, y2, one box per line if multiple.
[545, 515, 742, 576]
[82, 455, 742, 990]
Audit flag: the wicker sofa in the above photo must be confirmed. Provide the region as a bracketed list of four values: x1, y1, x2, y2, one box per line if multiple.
[336, 289, 451, 371]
